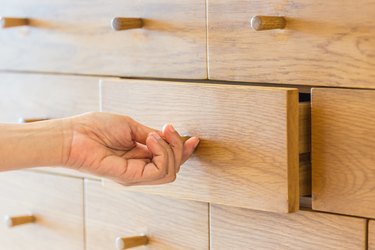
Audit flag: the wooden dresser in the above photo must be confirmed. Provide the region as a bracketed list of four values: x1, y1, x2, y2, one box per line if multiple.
[0, 0, 374, 249]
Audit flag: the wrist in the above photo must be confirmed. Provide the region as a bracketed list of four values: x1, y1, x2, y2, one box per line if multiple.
[0, 119, 68, 171]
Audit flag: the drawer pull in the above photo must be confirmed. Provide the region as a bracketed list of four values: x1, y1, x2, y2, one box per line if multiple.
[18, 118, 49, 123]
[4, 215, 36, 227]
[250, 16, 286, 31]
[1, 17, 29, 28]
[111, 17, 143, 31]
[181, 135, 191, 143]
[116, 236, 148, 249]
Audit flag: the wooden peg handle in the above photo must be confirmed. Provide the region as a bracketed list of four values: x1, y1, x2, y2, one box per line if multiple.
[250, 16, 286, 31]
[180, 135, 191, 143]
[111, 17, 143, 31]
[18, 118, 49, 123]
[1, 17, 29, 28]
[116, 236, 148, 249]
[4, 215, 36, 227]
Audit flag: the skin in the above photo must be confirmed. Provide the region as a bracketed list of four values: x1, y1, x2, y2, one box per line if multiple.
[0, 112, 200, 186]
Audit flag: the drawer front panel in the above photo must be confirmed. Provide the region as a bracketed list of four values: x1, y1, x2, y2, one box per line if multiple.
[0, 73, 99, 178]
[0, 73, 99, 123]
[0, 0, 206, 79]
[0, 171, 84, 250]
[208, 0, 375, 88]
[370, 221, 375, 250]
[211, 205, 366, 250]
[85, 180, 209, 250]
[312, 88, 375, 218]
[101, 79, 300, 213]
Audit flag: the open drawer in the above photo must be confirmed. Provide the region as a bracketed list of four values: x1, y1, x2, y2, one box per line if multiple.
[101, 79, 310, 213]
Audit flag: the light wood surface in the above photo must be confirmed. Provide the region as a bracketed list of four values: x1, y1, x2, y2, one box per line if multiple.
[85, 179, 208, 250]
[0, 73, 99, 123]
[208, 0, 375, 88]
[0, 72, 100, 179]
[0, 0, 206, 79]
[370, 220, 375, 250]
[0, 171, 84, 250]
[101, 79, 302, 213]
[312, 88, 375, 218]
[211, 205, 366, 250]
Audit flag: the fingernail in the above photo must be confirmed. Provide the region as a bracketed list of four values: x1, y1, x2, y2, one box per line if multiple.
[169, 124, 176, 132]
[193, 138, 200, 149]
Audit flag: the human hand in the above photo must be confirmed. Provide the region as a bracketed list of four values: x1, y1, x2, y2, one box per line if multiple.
[62, 112, 199, 185]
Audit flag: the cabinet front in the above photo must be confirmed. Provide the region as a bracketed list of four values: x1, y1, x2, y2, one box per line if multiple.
[312, 88, 375, 218]
[211, 205, 366, 250]
[100, 79, 308, 213]
[0, 0, 206, 79]
[0, 171, 84, 250]
[208, 0, 375, 88]
[85, 179, 209, 250]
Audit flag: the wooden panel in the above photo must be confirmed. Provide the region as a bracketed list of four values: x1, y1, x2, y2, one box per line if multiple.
[299, 154, 311, 197]
[0, 72, 100, 178]
[0, 0, 206, 79]
[312, 88, 375, 218]
[208, 0, 375, 88]
[211, 205, 366, 250]
[85, 179, 208, 250]
[101, 79, 301, 213]
[0, 171, 84, 250]
[370, 221, 375, 250]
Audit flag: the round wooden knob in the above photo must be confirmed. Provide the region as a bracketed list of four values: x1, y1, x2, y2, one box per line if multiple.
[1, 17, 29, 28]
[111, 17, 143, 31]
[116, 236, 148, 249]
[18, 118, 49, 123]
[4, 215, 36, 227]
[250, 16, 286, 31]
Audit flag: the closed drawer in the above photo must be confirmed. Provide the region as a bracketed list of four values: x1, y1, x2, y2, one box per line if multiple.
[208, 0, 375, 88]
[312, 88, 375, 218]
[211, 205, 366, 250]
[0, 171, 84, 250]
[0, 73, 99, 123]
[101, 79, 310, 213]
[370, 221, 375, 250]
[85, 179, 208, 250]
[0, 0, 206, 79]
[0, 72, 99, 178]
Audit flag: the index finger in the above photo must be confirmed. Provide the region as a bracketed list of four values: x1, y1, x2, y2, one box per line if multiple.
[126, 117, 161, 144]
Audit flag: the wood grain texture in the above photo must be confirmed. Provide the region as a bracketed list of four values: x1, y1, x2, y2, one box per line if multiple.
[299, 102, 311, 154]
[208, 0, 375, 88]
[0, 171, 84, 250]
[0, 72, 100, 179]
[101, 79, 301, 213]
[299, 154, 311, 197]
[85, 179, 208, 250]
[312, 88, 375, 218]
[0, 0, 206, 79]
[370, 220, 375, 250]
[211, 205, 366, 250]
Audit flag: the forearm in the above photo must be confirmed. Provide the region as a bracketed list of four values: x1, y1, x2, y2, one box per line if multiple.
[0, 119, 69, 171]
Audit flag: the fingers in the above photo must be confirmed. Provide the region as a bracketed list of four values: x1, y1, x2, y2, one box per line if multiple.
[125, 116, 160, 144]
[112, 123, 199, 186]
[181, 136, 200, 164]
[162, 124, 183, 173]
